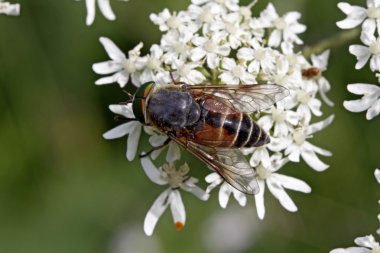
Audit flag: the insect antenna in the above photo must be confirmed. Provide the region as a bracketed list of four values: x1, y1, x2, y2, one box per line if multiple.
[122, 89, 134, 103]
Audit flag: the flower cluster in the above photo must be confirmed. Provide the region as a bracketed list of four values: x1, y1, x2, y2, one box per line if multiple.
[329, 169, 380, 253]
[93, 0, 335, 235]
[81, 0, 129, 26]
[337, 1, 380, 120]
[0, 0, 20, 16]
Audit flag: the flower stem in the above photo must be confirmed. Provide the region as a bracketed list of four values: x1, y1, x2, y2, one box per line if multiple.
[302, 28, 360, 58]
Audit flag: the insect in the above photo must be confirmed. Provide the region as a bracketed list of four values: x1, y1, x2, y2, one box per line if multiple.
[131, 81, 289, 194]
[302, 67, 320, 79]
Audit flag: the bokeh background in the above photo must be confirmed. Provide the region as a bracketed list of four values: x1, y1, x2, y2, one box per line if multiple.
[0, 0, 379, 252]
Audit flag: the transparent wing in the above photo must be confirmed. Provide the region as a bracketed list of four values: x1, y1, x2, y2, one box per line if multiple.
[188, 84, 289, 113]
[169, 135, 259, 195]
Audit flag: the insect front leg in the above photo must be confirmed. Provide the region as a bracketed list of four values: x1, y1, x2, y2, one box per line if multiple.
[169, 71, 188, 86]
[139, 137, 172, 158]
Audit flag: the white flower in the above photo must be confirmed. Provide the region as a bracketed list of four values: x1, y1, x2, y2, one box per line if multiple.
[205, 172, 247, 208]
[172, 59, 206, 85]
[83, 0, 129, 26]
[141, 157, 209, 236]
[349, 30, 380, 72]
[258, 100, 299, 137]
[0, 0, 20, 16]
[137, 44, 165, 84]
[237, 40, 277, 74]
[260, 3, 306, 48]
[161, 30, 193, 65]
[102, 104, 142, 161]
[268, 55, 302, 88]
[254, 153, 311, 219]
[93, 37, 143, 88]
[190, 33, 231, 69]
[284, 115, 334, 171]
[219, 58, 256, 84]
[330, 235, 380, 253]
[337, 1, 380, 33]
[343, 83, 380, 120]
[296, 88, 322, 124]
[150, 8, 194, 32]
[210, 12, 249, 49]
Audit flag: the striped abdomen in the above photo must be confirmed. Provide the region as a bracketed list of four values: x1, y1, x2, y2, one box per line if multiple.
[190, 109, 270, 148]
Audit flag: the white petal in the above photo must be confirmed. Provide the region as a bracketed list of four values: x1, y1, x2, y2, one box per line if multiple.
[271, 173, 311, 193]
[99, 37, 126, 62]
[375, 168, 380, 184]
[254, 180, 266, 219]
[149, 135, 167, 147]
[103, 122, 133, 139]
[181, 181, 210, 201]
[336, 3, 367, 29]
[144, 189, 171, 236]
[366, 99, 380, 119]
[347, 83, 380, 95]
[205, 172, 222, 183]
[354, 235, 378, 248]
[268, 29, 282, 48]
[85, 0, 96, 26]
[166, 142, 181, 162]
[218, 183, 232, 208]
[330, 247, 371, 253]
[344, 99, 373, 112]
[109, 104, 135, 118]
[94, 74, 119, 85]
[182, 183, 210, 201]
[126, 122, 142, 161]
[370, 54, 380, 72]
[287, 147, 301, 162]
[92, 61, 122, 75]
[306, 115, 335, 135]
[237, 47, 254, 61]
[304, 142, 332, 156]
[301, 150, 329, 171]
[170, 190, 186, 230]
[232, 188, 247, 207]
[140, 156, 167, 185]
[190, 47, 206, 62]
[361, 23, 377, 45]
[206, 54, 219, 69]
[267, 179, 298, 212]
[222, 58, 237, 71]
[98, 0, 116, 21]
[349, 45, 371, 69]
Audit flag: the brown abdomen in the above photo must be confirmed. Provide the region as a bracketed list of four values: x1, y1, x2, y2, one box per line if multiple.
[190, 110, 270, 148]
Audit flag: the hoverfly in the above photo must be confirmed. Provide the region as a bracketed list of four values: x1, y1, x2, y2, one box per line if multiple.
[131, 80, 289, 194]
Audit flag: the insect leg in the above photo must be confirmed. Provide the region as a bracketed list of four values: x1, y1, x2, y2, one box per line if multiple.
[169, 71, 188, 86]
[113, 115, 136, 122]
[139, 137, 172, 158]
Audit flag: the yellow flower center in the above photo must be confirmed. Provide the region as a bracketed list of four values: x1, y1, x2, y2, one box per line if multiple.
[256, 164, 272, 180]
[367, 7, 380, 19]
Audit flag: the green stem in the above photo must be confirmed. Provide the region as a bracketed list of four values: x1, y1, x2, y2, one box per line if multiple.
[302, 28, 360, 58]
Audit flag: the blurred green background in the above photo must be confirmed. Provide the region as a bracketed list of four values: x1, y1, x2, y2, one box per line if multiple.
[0, 0, 379, 252]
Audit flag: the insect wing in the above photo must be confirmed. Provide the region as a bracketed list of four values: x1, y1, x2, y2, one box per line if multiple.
[169, 136, 259, 195]
[188, 84, 289, 113]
